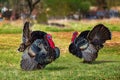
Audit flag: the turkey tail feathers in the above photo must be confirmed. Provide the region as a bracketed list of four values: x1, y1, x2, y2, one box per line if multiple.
[22, 21, 32, 43]
[18, 21, 32, 52]
[87, 24, 111, 44]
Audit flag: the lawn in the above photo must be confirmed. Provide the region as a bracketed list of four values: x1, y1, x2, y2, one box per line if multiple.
[0, 19, 120, 80]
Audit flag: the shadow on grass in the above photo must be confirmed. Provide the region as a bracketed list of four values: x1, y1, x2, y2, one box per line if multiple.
[80, 60, 120, 64]
[92, 60, 120, 64]
[46, 66, 68, 71]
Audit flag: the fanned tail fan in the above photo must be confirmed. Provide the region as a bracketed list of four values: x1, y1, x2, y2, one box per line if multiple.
[18, 21, 32, 52]
[22, 21, 32, 43]
[87, 24, 111, 45]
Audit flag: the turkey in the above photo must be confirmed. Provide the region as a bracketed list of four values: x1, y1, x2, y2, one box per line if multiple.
[69, 24, 111, 63]
[18, 21, 60, 70]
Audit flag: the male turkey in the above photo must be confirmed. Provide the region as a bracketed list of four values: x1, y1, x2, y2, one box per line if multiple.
[18, 21, 60, 70]
[69, 24, 111, 63]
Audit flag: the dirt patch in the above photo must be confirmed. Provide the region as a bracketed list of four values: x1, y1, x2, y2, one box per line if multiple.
[106, 31, 120, 46]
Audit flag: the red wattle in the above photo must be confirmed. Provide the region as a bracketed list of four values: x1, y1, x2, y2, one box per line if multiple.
[71, 31, 78, 42]
[46, 34, 55, 49]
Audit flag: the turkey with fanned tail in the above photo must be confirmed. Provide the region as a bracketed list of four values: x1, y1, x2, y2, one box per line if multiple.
[18, 21, 60, 70]
[69, 24, 111, 63]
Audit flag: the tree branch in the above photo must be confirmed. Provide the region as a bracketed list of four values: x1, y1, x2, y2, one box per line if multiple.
[33, 0, 41, 8]
[26, 0, 41, 16]
[27, 0, 33, 14]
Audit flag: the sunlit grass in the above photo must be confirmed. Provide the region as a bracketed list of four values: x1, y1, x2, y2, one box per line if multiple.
[69, 19, 120, 31]
[0, 23, 21, 34]
[0, 19, 120, 34]
[0, 19, 120, 79]
[0, 33, 120, 80]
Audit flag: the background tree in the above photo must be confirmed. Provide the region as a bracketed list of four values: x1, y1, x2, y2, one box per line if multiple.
[43, 0, 91, 19]
[1, 0, 120, 22]
[106, 0, 120, 9]
[96, 0, 107, 10]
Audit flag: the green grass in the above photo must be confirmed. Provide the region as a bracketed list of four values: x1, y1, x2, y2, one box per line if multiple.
[0, 34, 120, 80]
[0, 20, 120, 79]
[0, 19, 120, 34]
[69, 21, 120, 32]
[33, 24, 75, 32]
[0, 24, 21, 34]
